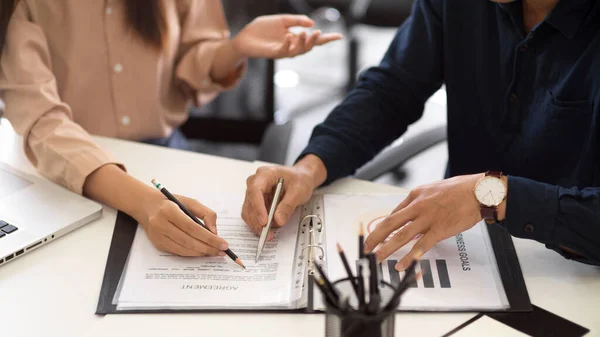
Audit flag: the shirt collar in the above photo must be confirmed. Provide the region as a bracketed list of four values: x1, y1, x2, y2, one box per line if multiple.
[497, 0, 593, 39]
[545, 0, 593, 39]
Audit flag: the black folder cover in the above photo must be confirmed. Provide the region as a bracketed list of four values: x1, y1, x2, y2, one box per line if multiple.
[96, 212, 532, 315]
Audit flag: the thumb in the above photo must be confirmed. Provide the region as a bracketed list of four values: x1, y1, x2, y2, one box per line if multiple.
[274, 189, 304, 226]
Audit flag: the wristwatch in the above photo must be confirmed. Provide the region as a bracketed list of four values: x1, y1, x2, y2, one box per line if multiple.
[473, 171, 507, 224]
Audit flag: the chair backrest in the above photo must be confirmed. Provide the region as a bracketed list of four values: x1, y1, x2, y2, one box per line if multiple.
[181, 0, 277, 144]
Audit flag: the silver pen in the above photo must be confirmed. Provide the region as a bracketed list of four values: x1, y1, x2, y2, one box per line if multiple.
[255, 177, 284, 262]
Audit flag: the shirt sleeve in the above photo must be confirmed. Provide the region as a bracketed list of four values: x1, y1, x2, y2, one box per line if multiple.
[298, 0, 445, 185]
[0, 2, 123, 194]
[175, 0, 247, 107]
[504, 176, 600, 265]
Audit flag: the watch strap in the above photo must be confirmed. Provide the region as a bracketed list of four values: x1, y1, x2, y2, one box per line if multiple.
[481, 205, 498, 224]
[486, 170, 503, 178]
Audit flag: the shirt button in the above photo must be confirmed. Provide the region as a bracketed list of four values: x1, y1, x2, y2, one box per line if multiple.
[121, 116, 131, 126]
[113, 63, 123, 73]
[509, 93, 517, 104]
[105, 7, 112, 15]
[524, 224, 535, 233]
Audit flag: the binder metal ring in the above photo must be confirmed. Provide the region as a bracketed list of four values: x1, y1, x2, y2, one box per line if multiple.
[301, 214, 323, 232]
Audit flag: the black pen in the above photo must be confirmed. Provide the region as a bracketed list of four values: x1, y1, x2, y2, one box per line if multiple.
[151, 179, 245, 269]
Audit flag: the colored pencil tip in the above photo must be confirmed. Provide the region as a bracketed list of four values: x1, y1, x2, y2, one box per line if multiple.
[359, 222, 364, 236]
[235, 258, 246, 269]
[151, 178, 160, 189]
[336, 242, 343, 253]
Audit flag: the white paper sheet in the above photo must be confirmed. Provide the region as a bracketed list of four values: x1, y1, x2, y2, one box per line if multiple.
[321, 194, 509, 311]
[116, 193, 302, 310]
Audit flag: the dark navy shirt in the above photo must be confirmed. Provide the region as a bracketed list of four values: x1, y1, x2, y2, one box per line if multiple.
[300, 0, 600, 264]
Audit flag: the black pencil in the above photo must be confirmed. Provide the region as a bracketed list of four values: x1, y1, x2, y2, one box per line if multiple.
[357, 260, 366, 311]
[315, 276, 338, 307]
[336, 242, 361, 301]
[383, 260, 422, 312]
[151, 179, 245, 269]
[359, 222, 365, 259]
[314, 262, 340, 301]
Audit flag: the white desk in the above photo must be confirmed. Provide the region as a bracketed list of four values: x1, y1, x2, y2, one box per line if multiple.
[1, 122, 598, 337]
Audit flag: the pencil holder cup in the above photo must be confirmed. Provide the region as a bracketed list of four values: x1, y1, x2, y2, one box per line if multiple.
[324, 278, 397, 337]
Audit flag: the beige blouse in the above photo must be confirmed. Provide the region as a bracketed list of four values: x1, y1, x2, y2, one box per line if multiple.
[0, 0, 245, 193]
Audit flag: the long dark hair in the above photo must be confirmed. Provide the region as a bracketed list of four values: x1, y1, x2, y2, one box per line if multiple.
[124, 0, 167, 48]
[0, 0, 17, 54]
[0, 0, 166, 55]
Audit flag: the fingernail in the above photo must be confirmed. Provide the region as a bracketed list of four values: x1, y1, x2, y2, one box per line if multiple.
[395, 261, 405, 272]
[267, 231, 274, 241]
[218, 252, 226, 257]
[413, 249, 424, 260]
[219, 244, 228, 250]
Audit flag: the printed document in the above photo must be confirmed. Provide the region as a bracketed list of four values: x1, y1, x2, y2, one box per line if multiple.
[117, 194, 301, 310]
[321, 194, 509, 311]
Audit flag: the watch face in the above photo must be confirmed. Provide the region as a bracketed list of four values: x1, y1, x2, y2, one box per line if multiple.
[474, 176, 506, 207]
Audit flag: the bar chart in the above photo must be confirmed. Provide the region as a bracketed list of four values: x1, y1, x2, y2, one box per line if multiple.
[385, 259, 452, 289]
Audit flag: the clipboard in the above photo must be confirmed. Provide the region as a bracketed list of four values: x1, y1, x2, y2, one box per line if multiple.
[96, 195, 532, 315]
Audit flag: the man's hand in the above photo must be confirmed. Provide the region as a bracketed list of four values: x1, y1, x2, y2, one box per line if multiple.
[232, 15, 342, 59]
[364, 173, 498, 271]
[242, 155, 327, 239]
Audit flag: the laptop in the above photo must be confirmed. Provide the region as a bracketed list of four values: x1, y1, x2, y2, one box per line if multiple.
[0, 162, 102, 266]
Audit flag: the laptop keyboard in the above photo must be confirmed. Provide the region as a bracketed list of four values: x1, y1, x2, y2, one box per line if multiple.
[0, 220, 18, 237]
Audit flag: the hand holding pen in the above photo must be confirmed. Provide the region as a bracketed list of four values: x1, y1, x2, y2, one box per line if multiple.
[151, 179, 245, 268]
[242, 156, 327, 238]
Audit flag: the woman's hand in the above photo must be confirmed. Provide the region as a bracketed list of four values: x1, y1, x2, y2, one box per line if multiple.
[83, 164, 228, 257]
[232, 15, 342, 59]
[364, 173, 504, 271]
[139, 194, 229, 257]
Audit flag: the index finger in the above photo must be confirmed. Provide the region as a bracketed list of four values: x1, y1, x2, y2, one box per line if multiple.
[165, 202, 228, 251]
[364, 206, 416, 253]
[281, 14, 314, 28]
[315, 33, 343, 45]
[177, 195, 218, 234]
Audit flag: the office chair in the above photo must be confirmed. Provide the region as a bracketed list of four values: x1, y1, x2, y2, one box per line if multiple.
[259, 119, 447, 183]
[180, 0, 278, 145]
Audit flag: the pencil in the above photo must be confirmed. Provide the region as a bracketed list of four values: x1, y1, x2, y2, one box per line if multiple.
[315, 276, 338, 307]
[314, 262, 340, 301]
[357, 260, 366, 311]
[151, 179, 245, 269]
[336, 242, 361, 301]
[359, 222, 365, 259]
[382, 261, 422, 312]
